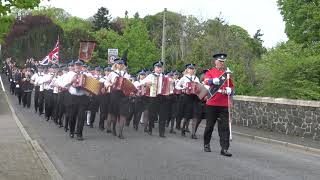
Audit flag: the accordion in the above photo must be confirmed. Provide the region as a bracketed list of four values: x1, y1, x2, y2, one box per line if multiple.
[184, 82, 209, 100]
[76, 74, 103, 95]
[143, 76, 173, 97]
[112, 76, 138, 96]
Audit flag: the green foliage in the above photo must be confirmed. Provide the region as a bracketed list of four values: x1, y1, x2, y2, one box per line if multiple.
[3, 15, 63, 65]
[278, 0, 320, 46]
[0, 0, 41, 16]
[255, 41, 320, 100]
[93, 7, 111, 31]
[0, 15, 14, 43]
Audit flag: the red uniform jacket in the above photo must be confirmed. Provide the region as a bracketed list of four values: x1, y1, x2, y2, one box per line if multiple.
[204, 67, 234, 107]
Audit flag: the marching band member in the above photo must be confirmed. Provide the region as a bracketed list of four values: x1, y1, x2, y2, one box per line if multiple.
[166, 70, 180, 134]
[133, 70, 147, 131]
[43, 65, 54, 121]
[99, 66, 112, 131]
[63, 59, 88, 140]
[21, 68, 33, 108]
[14, 68, 23, 105]
[30, 66, 43, 113]
[106, 59, 131, 139]
[203, 53, 234, 157]
[137, 61, 169, 138]
[175, 64, 202, 139]
[51, 66, 62, 125]
[87, 66, 102, 128]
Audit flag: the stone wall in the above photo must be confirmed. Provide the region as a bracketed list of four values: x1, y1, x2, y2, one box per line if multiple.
[232, 96, 320, 141]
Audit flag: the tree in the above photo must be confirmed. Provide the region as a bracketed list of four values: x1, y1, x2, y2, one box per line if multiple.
[3, 15, 63, 64]
[118, 19, 160, 73]
[0, 15, 15, 43]
[134, 12, 139, 19]
[277, 0, 320, 46]
[0, 0, 41, 16]
[92, 7, 111, 31]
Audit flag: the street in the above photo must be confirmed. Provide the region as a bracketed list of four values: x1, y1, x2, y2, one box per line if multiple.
[1, 82, 320, 180]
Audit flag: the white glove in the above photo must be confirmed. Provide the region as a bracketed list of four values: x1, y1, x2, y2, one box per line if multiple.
[211, 78, 220, 85]
[226, 87, 232, 95]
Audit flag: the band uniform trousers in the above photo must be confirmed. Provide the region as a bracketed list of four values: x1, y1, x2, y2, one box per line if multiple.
[68, 94, 89, 137]
[22, 91, 32, 108]
[15, 87, 22, 105]
[203, 106, 230, 150]
[38, 91, 44, 115]
[147, 95, 169, 136]
[57, 91, 66, 126]
[132, 96, 146, 129]
[99, 93, 110, 129]
[34, 86, 40, 112]
[52, 93, 59, 123]
[44, 89, 54, 120]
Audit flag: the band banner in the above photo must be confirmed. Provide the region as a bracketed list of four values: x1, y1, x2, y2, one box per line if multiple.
[79, 40, 96, 62]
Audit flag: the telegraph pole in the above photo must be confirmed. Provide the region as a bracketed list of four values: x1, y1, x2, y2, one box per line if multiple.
[161, 8, 167, 69]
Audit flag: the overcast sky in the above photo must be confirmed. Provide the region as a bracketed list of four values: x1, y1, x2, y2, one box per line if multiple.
[40, 0, 288, 48]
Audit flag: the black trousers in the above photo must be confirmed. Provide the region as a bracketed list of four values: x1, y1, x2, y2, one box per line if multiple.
[15, 88, 22, 105]
[68, 95, 88, 137]
[64, 92, 72, 131]
[126, 97, 135, 126]
[34, 86, 40, 112]
[99, 94, 110, 129]
[52, 93, 59, 122]
[133, 96, 146, 129]
[203, 106, 230, 150]
[22, 91, 32, 108]
[38, 91, 44, 114]
[44, 90, 54, 120]
[10, 81, 15, 95]
[57, 92, 66, 126]
[147, 95, 169, 136]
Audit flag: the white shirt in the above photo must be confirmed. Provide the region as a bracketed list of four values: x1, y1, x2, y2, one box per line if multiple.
[175, 75, 200, 90]
[138, 73, 166, 96]
[30, 73, 39, 86]
[37, 73, 45, 92]
[65, 71, 86, 96]
[43, 73, 53, 90]
[106, 70, 131, 86]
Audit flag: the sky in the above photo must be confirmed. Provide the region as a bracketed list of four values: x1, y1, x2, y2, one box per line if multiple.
[40, 0, 288, 48]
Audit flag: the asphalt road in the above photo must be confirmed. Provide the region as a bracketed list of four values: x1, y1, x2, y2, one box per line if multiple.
[1, 77, 320, 180]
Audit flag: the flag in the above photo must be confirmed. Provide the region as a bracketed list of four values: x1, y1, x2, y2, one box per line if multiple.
[79, 40, 96, 62]
[40, 39, 59, 65]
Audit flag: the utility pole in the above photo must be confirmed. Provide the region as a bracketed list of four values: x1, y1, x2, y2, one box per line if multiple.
[161, 8, 167, 69]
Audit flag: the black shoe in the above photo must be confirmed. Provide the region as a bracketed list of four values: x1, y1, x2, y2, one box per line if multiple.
[191, 134, 198, 139]
[144, 128, 148, 133]
[185, 128, 190, 133]
[69, 133, 74, 138]
[59, 124, 63, 128]
[46, 117, 49, 121]
[169, 129, 176, 134]
[118, 134, 125, 139]
[77, 136, 84, 141]
[134, 126, 138, 131]
[159, 134, 166, 138]
[90, 124, 93, 128]
[148, 131, 152, 136]
[106, 129, 112, 133]
[220, 149, 232, 157]
[204, 144, 211, 152]
[181, 129, 186, 136]
[112, 130, 117, 136]
[64, 128, 69, 132]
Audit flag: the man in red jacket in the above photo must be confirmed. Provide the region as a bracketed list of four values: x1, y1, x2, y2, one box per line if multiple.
[203, 53, 234, 157]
